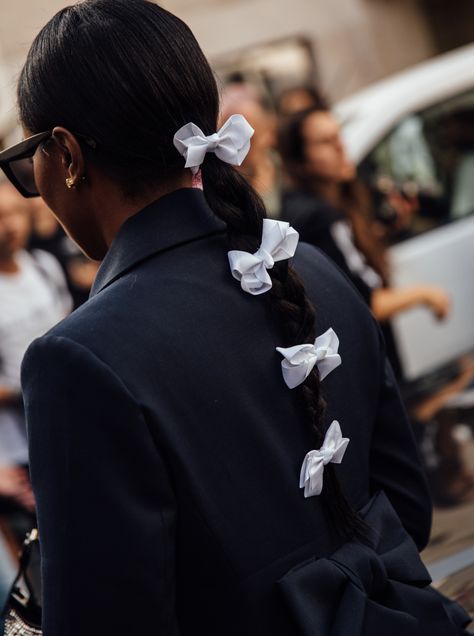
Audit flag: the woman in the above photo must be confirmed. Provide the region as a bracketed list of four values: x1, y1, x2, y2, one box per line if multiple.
[278, 106, 451, 330]
[0, 1, 470, 634]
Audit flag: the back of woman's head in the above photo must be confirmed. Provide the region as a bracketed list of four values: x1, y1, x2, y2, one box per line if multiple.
[19, 0, 366, 539]
[18, 0, 219, 198]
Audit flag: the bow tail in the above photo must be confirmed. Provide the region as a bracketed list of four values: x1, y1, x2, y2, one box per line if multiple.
[240, 264, 272, 295]
[317, 354, 342, 381]
[282, 356, 317, 390]
[382, 579, 472, 636]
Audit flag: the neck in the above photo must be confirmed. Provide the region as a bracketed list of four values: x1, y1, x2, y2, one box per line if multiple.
[0, 254, 19, 274]
[313, 180, 341, 207]
[99, 174, 193, 250]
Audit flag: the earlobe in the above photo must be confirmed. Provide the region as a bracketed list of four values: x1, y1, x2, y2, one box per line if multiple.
[52, 126, 87, 188]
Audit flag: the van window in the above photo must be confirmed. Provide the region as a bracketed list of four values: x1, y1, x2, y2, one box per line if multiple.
[360, 89, 474, 240]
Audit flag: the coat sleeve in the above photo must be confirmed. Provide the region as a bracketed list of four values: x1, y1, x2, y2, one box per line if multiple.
[21, 334, 180, 636]
[369, 327, 433, 551]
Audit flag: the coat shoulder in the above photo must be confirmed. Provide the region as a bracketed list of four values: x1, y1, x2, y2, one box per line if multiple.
[293, 241, 371, 315]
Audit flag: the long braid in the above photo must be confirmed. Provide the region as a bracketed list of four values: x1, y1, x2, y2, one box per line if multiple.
[202, 156, 367, 539]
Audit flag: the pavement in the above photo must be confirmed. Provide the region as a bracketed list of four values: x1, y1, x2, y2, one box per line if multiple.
[422, 438, 474, 616]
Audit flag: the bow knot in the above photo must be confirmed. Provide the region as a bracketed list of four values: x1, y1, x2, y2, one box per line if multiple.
[276, 328, 341, 389]
[254, 246, 274, 269]
[299, 420, 349, 498]
[173, 114, 254, 174]
[206, 132, 220, 149]
[228, 219, 299, 295]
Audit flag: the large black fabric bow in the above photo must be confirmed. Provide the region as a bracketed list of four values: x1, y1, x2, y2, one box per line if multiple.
[278, 491, 471, 635]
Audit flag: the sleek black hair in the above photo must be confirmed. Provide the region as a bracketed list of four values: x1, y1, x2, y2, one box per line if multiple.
[278, 106, 321, 188]
[277, 85, 329, 117]
[18, 0, 365, 538]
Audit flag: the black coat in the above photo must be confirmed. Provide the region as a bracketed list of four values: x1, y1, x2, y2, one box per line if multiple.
[281, 190, 376, 304]
[21, 188, 470, 635]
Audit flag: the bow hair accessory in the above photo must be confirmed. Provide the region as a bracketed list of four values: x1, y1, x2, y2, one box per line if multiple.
[276, 327, 341, 389]
[173, 114, 254, 174]
[228, 219, 299, 295]
[300, 420, 349, 498]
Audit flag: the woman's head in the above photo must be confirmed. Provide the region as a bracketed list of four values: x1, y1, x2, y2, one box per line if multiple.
[279, 107, 355, 189]
[18, 0, 219, 257]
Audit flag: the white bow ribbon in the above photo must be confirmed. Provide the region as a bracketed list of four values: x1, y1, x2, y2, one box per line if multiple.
[173, 114, 254, 174]
[300, 420, 349, 498]
[276, 327, 341, 389]
[227, 219, 299, 295]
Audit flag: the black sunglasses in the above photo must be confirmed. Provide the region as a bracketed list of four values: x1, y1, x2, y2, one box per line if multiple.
[0, 130, 97, 198]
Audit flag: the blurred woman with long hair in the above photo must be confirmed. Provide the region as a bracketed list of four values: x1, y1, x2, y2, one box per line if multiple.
[279, 106, 451, 330]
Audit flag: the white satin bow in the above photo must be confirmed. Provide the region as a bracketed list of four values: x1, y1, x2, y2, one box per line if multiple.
[228, 219, 299, 295]
[173, 114, 254, 174]
[300, 420, 349, 498]
[276, 327, 341, 389]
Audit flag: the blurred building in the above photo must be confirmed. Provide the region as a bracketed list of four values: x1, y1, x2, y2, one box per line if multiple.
[0, 0, 474, 142]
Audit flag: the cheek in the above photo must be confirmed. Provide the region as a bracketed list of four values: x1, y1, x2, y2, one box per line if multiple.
[33, 149, 71, 225]
[306, 146, 341, 176]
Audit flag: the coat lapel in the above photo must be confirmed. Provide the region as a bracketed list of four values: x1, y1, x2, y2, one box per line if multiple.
[90, 188, 226, 298]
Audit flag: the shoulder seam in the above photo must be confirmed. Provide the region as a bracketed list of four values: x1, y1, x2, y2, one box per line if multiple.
[32, 334, 141, 409]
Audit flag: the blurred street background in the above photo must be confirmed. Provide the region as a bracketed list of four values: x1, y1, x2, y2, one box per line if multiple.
[0, 0, 474, 628]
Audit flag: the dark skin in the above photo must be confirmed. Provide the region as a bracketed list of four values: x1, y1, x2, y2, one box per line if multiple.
[25, 126, 192, 260]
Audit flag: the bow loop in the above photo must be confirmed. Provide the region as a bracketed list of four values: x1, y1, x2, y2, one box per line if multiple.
[276, 327, 341, 389]
[228, 219, 299, 295]
[254, 247, 274, 270]
[173, 114, 254, 174]
[299, 421, 349, 498]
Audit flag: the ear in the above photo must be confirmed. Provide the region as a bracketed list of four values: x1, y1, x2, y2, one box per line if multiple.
[51, 127, 86, 185]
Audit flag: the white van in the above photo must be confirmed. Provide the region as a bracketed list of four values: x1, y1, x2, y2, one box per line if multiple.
[335, 44, 474, 386]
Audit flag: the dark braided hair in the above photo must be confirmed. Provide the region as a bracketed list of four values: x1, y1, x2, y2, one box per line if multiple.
[202, 160, 367, 538]
[18, 0, 365, 538]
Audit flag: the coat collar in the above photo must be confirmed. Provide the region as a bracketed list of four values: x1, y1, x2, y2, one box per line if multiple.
[90, 188, 226, 298]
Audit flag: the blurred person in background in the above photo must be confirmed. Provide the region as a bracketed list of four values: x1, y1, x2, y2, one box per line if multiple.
[278, 86, 422, 243]
[28, 196, 99, 308]
[0, 176, 72, 509]
[278, 105, 451, 376]
[220, 82, 283, 217]
[277, 85, 325, 117]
